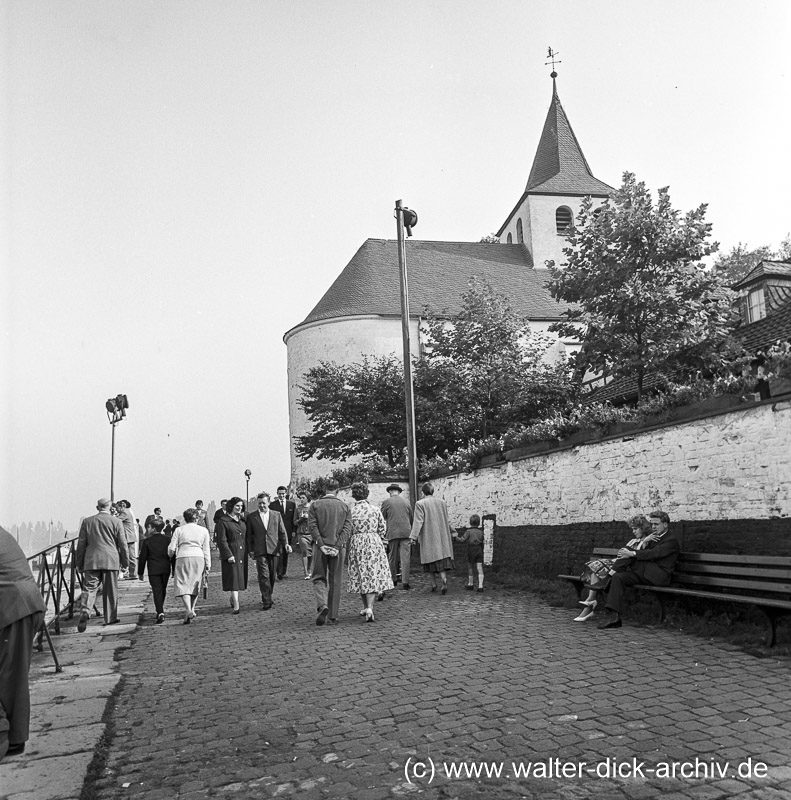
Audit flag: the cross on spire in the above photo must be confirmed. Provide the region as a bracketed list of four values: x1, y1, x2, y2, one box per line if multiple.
[545, 47, 561, 77]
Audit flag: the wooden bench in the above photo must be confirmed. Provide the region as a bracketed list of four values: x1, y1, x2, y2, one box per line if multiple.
[559, 548, 791, 646]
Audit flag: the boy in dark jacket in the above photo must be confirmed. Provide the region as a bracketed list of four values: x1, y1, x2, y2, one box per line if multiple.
[454, 514, 485, 592]
[138, 519, 174, 623]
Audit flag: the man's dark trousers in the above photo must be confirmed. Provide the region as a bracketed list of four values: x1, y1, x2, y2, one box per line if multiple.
[0, 611, 44, 750]
[255, 554, 276, 608]
[311, 544, 344, 620]
[606, 564, 668, 615]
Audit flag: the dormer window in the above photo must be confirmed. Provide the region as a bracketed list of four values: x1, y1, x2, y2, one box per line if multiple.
[747, 287, 766, 322]
[556, 206, 573, 234]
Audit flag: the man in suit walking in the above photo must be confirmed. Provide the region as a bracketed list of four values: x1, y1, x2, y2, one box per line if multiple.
[381, 483, 413, 590]
[246, 492, 290, 610]
[76, 498, 129, 632]
[116, 499, 138, 579]
[0, 526, 47, 760]
[308, 479, 352, 626]
[143, 507, 162, 529]
[270, 486, 296, 580]
[598, 510, 681, 630]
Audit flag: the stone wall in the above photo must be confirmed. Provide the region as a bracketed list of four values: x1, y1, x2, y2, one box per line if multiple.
[404, 399, 791, 578]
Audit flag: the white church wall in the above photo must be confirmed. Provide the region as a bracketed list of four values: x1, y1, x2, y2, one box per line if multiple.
[286, 315, 421, 482]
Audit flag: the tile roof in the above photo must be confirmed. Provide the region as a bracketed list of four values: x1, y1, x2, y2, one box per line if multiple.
[733, 260, 791, 289]
[739, 297, 791, 354]
[525, 79, 614, 196]
[287, 239, 570, 335]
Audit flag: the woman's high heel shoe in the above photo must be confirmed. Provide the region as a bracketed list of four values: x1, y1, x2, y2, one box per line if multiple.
[579, 598, 598, 608]
[364, 608, 375, 623]
[573, 606, 595, 622]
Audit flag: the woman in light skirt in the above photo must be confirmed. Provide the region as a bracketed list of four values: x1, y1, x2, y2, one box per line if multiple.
[168, 508, 211, 624]
[346, 482, 394, 622]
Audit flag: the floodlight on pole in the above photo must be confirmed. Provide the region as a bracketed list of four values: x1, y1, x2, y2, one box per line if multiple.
[244, 469, 252, 509]
[394, 200, 419, 507]
[105, 394, 129, 503]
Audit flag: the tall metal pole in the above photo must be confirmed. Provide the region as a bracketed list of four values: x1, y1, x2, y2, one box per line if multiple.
[110, 421, 116, 503]
[395, 199, 419, 506]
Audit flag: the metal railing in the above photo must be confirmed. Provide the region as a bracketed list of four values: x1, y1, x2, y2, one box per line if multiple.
[27, 536, 85, 672]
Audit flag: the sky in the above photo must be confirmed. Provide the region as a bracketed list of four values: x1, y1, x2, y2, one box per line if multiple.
[2, 0, 789, 534]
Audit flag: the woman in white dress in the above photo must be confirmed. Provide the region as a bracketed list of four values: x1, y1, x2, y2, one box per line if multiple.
[346, 483, 394, 622]
[168, 508, 211, 624]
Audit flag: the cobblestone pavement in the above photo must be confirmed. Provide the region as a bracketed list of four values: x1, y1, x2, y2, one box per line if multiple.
[83, 563, 791, 799]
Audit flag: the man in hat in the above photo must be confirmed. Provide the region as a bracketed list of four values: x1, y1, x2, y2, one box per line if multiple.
[381, 484, 413, 590]
[0, 526, 47, 760]
[75, 498, 128, 632]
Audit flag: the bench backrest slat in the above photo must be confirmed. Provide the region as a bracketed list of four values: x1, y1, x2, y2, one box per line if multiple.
[679, 553, 791, 567]
[678, 564, 791, 581]
[668, 574, 791, 594]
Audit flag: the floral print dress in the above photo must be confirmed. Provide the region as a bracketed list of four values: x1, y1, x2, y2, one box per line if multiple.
[346, 500, 395, 594]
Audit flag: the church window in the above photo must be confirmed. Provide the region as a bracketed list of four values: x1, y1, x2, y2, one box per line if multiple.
[556, 206, 573, 234]
[747, 287, 766, 323]
[507, 232, 513, 243]
[516, 218, 524, 244]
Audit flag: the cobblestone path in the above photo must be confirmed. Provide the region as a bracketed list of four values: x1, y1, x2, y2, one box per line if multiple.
[89, 562, 791, 800]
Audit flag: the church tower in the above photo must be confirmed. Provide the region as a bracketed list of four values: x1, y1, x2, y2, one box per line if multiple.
[285, 67, 612, 484]
[497, 70, 613, 267]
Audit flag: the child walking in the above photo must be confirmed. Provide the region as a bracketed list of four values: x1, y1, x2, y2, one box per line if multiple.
[454, 514, 485, 592]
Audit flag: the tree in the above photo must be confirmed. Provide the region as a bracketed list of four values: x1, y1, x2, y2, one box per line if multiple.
[547, 172, 737, 400]
[295, 355, 406, 466]
[713, 237, 791, 284]
[417, 278, 576, 443]
[295, 280, 576, 467]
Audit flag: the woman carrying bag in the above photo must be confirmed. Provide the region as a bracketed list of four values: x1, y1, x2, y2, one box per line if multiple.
[168, 509, 211, 624]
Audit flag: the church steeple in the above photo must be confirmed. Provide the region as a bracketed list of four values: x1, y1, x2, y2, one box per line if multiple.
[496, 64, 613, 265]
[525, 72, 613, 195]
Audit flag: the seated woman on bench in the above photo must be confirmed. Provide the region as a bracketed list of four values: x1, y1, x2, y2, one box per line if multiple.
[574, 515, 653, 622]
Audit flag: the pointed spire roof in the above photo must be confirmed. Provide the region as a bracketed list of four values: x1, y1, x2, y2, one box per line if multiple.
[525, 73, 613, 196]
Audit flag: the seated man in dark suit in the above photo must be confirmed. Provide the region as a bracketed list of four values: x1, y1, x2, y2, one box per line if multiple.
[598, 510, 680, 630]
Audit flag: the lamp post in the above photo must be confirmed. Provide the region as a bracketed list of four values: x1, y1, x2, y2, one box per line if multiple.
[244, 469, 252, 510]
[394, 200, 419, 506]
[105, 394, 129, 503]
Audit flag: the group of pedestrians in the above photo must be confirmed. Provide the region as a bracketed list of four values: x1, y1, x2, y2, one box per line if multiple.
[307, 479, 478, 626]
[70, 481, 487, 630]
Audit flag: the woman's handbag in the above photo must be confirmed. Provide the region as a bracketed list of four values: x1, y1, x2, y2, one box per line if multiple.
[580, 558, 614, 590]
[201, 572, 209, 600]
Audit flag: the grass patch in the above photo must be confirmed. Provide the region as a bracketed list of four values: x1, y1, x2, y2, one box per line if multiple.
[79, 676, 124, 800]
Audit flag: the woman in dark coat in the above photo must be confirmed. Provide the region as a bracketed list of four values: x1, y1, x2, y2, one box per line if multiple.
[215, 496, 248, 614]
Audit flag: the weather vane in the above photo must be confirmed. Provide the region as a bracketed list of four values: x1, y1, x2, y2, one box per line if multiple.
[545, 47, 561, 75]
